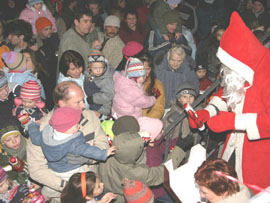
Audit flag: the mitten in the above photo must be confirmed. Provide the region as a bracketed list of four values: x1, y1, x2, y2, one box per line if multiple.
[188, 109, 210, 129]
[17, 112, 29, 125]
[87, 96, 94, 105]
[152, 88, 161, 99]
[10, 184, 30, 203]
[207, 111, 236, 133]
[175, 134, 194, 152]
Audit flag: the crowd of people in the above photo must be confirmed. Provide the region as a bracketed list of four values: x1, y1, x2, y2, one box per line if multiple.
[0, 0, 270, 202]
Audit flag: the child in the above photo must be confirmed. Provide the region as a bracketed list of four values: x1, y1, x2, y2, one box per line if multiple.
[13, 80, 49, 130]
[61, 171, 117, 203]
[0, 167, 29, 203]
[112, 57, 156, 119]
[0, 124, 29, 184]
[122, 179, 154, 203]
[195, 59, 212, 94]
[163, 81, 199, 142]
[84, 50, 114, 118]
[28, 107, 117, 181]
[19, 0, 57, 35]
[2, 51, 46, 99]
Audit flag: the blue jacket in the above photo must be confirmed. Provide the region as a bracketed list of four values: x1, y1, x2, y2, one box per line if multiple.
[28, 123, 107, 173]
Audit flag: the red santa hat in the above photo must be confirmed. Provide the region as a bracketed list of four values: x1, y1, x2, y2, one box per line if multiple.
[216, 12, 268, 87]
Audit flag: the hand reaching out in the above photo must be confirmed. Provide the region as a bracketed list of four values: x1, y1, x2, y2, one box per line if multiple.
[107, 146, 117, 157]
[99, 192, 117, 203]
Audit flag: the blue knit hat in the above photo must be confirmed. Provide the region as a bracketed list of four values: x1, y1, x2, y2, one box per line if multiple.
[28, 0, 44, 7]
[125, 58, 145, 78]
[167, 0, 181, 5]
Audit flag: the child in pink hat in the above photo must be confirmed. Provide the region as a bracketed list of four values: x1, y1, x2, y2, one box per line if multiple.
[28, 107, 117, 181]
[12, 80, 48, 131]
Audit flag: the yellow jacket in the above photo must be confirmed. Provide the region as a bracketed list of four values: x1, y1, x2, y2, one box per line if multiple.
[143, 78, 165, 119]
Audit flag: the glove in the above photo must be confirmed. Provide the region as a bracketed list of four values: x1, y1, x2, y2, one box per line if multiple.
[152, 88, 161, 99]
[10, 184, 29, 203]
[188, 109, 210, 129]
[175, 134, 194, 152]
[207, 111, 236, 133]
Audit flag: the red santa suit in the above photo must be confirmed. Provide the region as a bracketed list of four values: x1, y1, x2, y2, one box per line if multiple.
[190, 12, 270, 194]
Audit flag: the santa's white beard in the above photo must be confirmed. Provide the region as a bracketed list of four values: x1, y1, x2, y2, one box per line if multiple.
[220, 66, 245, 111]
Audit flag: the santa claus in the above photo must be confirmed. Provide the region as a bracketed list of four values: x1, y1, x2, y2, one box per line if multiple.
[189, 12, 270, 194]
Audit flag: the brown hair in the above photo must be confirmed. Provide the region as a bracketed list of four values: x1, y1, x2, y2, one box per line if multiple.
[194, 159, 239, 196]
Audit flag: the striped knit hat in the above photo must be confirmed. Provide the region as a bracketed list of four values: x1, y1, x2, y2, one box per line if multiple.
[20, 80, 42, 102]
[123, 179, 154, 203]
[125, 58, 145, 78]
[2, 51, 27, 72]
[88, 50, 107, 66]
[0, 125, 21, 144]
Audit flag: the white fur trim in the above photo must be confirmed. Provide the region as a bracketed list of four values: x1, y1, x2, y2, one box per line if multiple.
[217, 47, 254, 86]
[235, 113, 260, 140]
[205, 96, 228, 117]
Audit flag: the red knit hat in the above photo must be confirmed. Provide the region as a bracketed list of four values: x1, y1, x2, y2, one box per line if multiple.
[35, 17, 52, 33]
[49, 107, 82, 133]
[20, 80, 42, 102]
[123, 179, 154, 203]
[216, 12, 268, 87]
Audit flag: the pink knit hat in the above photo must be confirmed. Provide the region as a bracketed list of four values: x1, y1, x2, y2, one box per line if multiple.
[122, 41, 144, 57]
[138, 117, 163, 140]
[49, 107, 82, 133]
[20, 80, 42, 102]
[0, 167, 8, 183]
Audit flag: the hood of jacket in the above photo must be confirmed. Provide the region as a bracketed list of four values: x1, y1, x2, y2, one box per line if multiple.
[113, 132, 144, 164]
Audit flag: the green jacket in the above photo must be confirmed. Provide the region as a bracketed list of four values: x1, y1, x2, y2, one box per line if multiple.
[98, 132, 185, 202]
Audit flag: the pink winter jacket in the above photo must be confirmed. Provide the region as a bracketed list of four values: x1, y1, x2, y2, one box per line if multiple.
[19, 4, 57, 35]
[112, 72, 156, 119]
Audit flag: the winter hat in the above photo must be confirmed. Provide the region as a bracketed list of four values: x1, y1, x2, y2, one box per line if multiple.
[88, 49, 107, 66]
[20, 80, 42, 102]
[0, 73, 8, 88]
[216, 12, 267, 86]
[28, 0, 44, 7]
[35, 17, 52, 33]
[176, 81, 198, 98]
[49, 107, 82, 133]
[163, 10, 180, 25]
[123, 179, 154, 203]
[195, 57, 208, 71]
[0, 45, 10, 69]
[122, 41, 144, 57]
[0, 168, 8, 183]
[167, 0, 181, 5]
[138, 117, 163, 140]
[252, 0, 265, 7]
[125, 58, 145, 78]
[2, 51, 27, 72]
[112, 116, 140, 136]
[0, 125, 21, 144]
[104, 15, 120, 28]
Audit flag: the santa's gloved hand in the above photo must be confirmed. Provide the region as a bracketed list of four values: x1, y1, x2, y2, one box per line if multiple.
[207, 111, 236, 132]
[10, 184, 29, 203]
[175, 134, 193, 152]
[188, 109, 210, 129]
